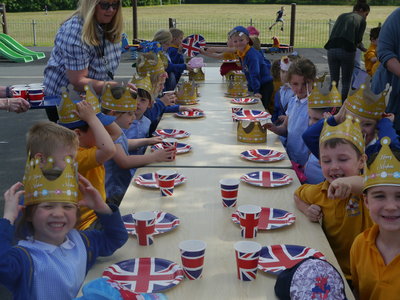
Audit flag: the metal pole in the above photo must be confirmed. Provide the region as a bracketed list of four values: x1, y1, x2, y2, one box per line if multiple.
[32, 20, 37, 46]
[289, 3, 296, 47]
[132, 0, 137, 40]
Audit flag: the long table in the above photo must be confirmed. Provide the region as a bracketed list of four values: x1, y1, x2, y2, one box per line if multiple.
[85, 167, 353, 299]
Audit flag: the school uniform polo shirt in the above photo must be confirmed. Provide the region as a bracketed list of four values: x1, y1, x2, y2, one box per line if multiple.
[351, 224, 400, 300]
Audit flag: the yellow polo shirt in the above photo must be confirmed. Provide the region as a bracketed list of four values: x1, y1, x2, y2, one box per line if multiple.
[295, 181, 373, 279]
[351, 224, 400, 300]
[76, 146, 106, 230]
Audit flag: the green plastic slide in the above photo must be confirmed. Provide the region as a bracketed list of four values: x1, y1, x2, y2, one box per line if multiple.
[0, 33, 45, 60]
[0, 40, 34, 63]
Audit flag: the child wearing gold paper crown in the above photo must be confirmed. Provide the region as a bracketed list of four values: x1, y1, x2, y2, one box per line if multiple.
[0, 155, 128, 300]
[101, 84, 174, 206]
[350, 136, 400, 299]
[294, 116, 373, 281]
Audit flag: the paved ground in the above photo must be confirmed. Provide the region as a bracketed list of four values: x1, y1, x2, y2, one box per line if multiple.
[0, 46, 328, 299]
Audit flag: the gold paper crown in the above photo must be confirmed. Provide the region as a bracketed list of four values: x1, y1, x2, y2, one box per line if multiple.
[23, 156, 79, 206]
[101, 85, 137, 112]
[308, 81, 342, 108]
[131, 74, 153, 99]
[175, 81, 198, 103]
[364, 137, 400, 190]
[345, 79, 387, 120]
[320, 115, 364, 154]
[57, 85, 102, 125]
[136, 51, 167, 77]
[237, 119, 268, 143]
[189, 68, 205, 82]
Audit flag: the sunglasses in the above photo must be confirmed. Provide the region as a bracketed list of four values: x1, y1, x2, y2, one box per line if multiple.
[98, 1, 120, 10]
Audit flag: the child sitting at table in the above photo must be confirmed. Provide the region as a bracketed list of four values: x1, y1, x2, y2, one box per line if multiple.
[57, 86, 118, 230]
[0, 154, 128, 299]
[350, 136, 400, 299]
[228, 26, 273, 110]
[168, 28, 186, 84]
[294, 116, 373, 281]
[266, 57, 315, 167]
[101, 84, 174, 206]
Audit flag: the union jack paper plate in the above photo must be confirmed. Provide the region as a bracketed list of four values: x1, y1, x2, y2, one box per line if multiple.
[102, 257, 184, 293]
[240, 149, 285, 162]
[182, 34, 206, 57]
[134, 172, 187, 188]
[232, 207, 295, 230]
[122, 211, 180, 235]
[224, 92, 251, 98]
[258, 245, 326, 275]
[153, 129, 190, 139]
[230, 98, 259, 105]
[151, 142, 192, 154]
[240, 171, 293, 188]
[175, 111, 205, 118]
[233, 109, 271, 121]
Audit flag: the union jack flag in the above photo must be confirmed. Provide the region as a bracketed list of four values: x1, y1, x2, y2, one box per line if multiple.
[180, 250, 205, 280]
[232, 207, 295, 230]
[102, 257, 184, 293]
[240, 171, 293, 188]
[235, 249, 261, 281]
[153, 129, 191, 139]
[134, 172, 187, 188]
[240, 149, 285, 162]
[238, 210, 260, 238]
[136, 217, 155, 245]
[233, 109, 271, 121]
[123, 211, 180, 235]
[182, 34, 206, 57]
[231, 97, 258, 104]
[258, 245, 326, 274]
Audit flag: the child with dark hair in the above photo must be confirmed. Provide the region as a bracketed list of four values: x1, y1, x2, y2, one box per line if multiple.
[364, 26, 381, 76]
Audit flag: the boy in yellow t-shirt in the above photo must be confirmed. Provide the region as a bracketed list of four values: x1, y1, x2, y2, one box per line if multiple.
[364, 26, 380, 76]
[294, 117, 373, 281]
[350, 137, 400, 299]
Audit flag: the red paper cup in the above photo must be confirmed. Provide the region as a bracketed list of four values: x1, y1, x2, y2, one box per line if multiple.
[234, 241, 262, 281]
[179, 240, 206, 280]
[156, 169, 178, 196]
[219, 178, 239, 207]
[162, 138, 178, 160]
[28, 87, 45, 106]
[133, 211, 156, 246]
[237, 205, 261, 238]
[11, 85, 28, 100]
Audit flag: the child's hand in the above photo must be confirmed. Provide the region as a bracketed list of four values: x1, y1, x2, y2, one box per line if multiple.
[179, 106, 204, 113]
[3, 182, 25, 224]
[186, 64, 194, 72]
[253, 93, 262, 99]
[382, 112, 395, 122]
[160, 93, 176, 106]
[152, 149, 175, 162]
[277, 115, 288, 124]
[147, 136, 163, 145]
[74, 100, 96, 123]
[322, 112, 332, 119]
[327, 177, 352, 199]
[306, 204, 323, 222]
[77, 174, 112, 215]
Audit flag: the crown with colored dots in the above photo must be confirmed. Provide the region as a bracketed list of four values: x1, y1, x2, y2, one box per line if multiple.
[101, 84, 137, 112]
[308, 81, 342, 109]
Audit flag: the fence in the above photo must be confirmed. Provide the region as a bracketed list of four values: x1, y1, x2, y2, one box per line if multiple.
[5, 18, 369, 48]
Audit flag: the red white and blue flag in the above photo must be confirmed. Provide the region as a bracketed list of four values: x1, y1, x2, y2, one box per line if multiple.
[153, 129, 191, 139]
[240, 171, 293, 188]
[258, 245, 326, 275]
[180, 249, 206, 280]
[182, 34, 206, 57]
[102, 257, 184, 293]
[123, 211, 180, 235]
[134, 172, 187, 188]
[232, 207, 295, 230]
[233, 109, 271, 121]
[240, 149, 285, 162]
[235, 249, 261, 281]
[238, 210, 260, 238]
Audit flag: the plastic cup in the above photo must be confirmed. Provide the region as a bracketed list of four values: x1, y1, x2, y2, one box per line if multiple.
[219, 178, 239, 207]
[11, 85, 28, 100]
[237, 205, 261, 238]
[179, 240, 207, 280]
[28, 87, 45, 106]
[133, 211, 156, 246]
[156, 169, 178, 196]
[162, 138, 178, 160]
[234, 241, 262, 281]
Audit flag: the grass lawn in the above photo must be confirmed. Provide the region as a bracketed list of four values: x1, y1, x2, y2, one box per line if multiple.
[4, 4, 397, 47]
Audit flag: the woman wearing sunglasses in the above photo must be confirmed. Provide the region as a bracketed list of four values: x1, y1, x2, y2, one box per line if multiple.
[43, 0, 123, 122]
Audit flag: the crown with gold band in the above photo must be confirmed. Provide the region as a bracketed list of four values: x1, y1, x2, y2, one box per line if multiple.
[136, 41, 167, 77]
[345, 77, 387, 120]
[226, 71, 248, 97]
[101, 84, 137, 112]
[131, 74, 153, 99]
[189, 68, 205, 82]
[175, 81, 198, 104]
[237, 119, 268, 143]
[320, 115, 364, 154]
[308, 81, 342, 108]
[364, 137, 400, 190]
[23, 155, 79, 206]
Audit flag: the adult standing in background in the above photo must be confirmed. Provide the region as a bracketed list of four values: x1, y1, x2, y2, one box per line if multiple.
[324, 0, 370, 102]
[43, 0, 124, 122]
[372, 8, 400, 133]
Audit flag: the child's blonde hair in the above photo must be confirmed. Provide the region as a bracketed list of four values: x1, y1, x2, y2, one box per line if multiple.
[287, 58, 316, 83]
[153, 29, 173, 45]
[170, 28, 184, 39]
[26, 121, 79, 158]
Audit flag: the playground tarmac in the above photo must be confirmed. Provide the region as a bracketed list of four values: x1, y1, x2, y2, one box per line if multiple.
[0, 46, 328, 299]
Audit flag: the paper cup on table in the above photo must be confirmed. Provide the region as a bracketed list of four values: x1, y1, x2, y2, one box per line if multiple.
[237, 205, 261, 238]
[234, 241, 262, 281]
[28, 87, 45, 106]
[11, 85, 29, 100]
[219, 178, 239, 207]
[156, 169, 178, 196]
[162, 138, 178, 160]
[179, 240, 206, 280]
[133, 211, 156, 246]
